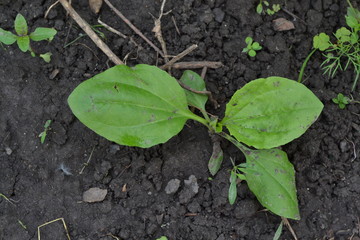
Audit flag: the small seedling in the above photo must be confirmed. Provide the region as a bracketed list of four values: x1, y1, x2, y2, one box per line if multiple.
[68, 64, 323, 220]
[242, 36, 262, 57]
[332, 93, 360, 109]
[0, 13, 57, 62]
[39, 120, 52, 144]
[155, 237, 168, 240]
[332, 93, 350, 109]
[298, 1, 360, 91]
[256, 1, 281, 15]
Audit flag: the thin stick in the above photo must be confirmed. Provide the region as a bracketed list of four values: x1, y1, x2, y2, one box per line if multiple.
[160, 44, 198, 69]
[37, 218, 71, 240]
[201, 66, 208, 79]
[98, 18, 142, 49]
[104, 0, 165, 57]
[45, 1, 59, 19]
[58, 0, 124, 65]
[282, 217, 298, 240]
[79, 146, 96, 174]
[153, 0, 169, 62]
[166, 61, 223, 70]
[171, 16, 180, 35]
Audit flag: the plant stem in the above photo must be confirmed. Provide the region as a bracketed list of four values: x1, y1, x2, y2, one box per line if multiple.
[298, 48, 317, 83]
[352, 71, 359, 91]
[217, 132, 249, 153]
[347, 0, 354, 9]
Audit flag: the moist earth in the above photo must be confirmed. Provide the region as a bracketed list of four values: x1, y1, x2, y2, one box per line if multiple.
[1, 0, 360, 239]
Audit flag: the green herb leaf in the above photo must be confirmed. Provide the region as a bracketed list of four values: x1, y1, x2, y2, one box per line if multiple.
[273, 221, 283, 240]
[0, 28, 17, 45]
[40, 52, 52, 63]
[221, 77, 324, 149]
[256, 4, 263, 14]
[208, 141, 223, 176]
[14, 14, 28, 36]
[30, 27, 57, 42]
[252, 42, 262, 50]
[179, 70, 208, 111]
[228, 171, 237, 205]
[248, 49, 256, 57]
[335, 27, 351, 42]
[313, 33, 331, 51]
[16, 36, 30, 52]
[245, 37, 253, 45]
[68, 64, 204, 148]
[241, 148, 300, 220]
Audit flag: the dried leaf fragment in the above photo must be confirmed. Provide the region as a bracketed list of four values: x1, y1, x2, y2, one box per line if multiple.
[89, 0, 103, 14]
[273, 18, 295, 31]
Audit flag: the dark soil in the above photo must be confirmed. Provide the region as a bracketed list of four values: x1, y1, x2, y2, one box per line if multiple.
[1, 0, 360, 239]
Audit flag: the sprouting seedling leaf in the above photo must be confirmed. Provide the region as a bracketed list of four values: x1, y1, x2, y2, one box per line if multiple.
[335, 27, 351, 42]
[156, 237, 168, 240]
[208, 140, 224, 176]
[179, 70, 208, 111]
[40, 52, 52, 63]
[313, 33, 331, 51]
[16, 36, 30, 52]
[14, 14, 28, 36]
[245, 36, 253, 45]
[332, 93, 350, 109]
[30, 27, 57, 42]
[0, 28, 17, 45]
[39, 120, 52, 144]
[273, 221, 283, 240]
[256, 3, 263, 14]
[228, 170, 237, 205]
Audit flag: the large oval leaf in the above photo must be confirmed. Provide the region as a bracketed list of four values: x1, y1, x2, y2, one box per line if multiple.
[240, 148, 300, 220]
[68, 64, 203, 148]
[220, 77, 324, 149]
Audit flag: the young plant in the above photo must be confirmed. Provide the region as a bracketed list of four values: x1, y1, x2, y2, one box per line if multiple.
[243, 36, 262, 57]
[332, 93, 360, 109]
[298, 2, 360, 91]
[68, 64, 323, 220]
[0, 13, 57, 62]
[256, 0, 281, 16]
[332, 93, 350, 109]
[39, 120, 52, 144]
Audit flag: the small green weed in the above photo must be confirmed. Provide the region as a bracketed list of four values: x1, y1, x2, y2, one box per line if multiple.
[155, 237, 168, 240]
[332, 93, 350, 109]
[332, 93, 360, 109]
[0, 13, 57, 62]
[256, 1, 281, 15]
[299, 1, 360, 91]
[39, 120, 52, 144]
[242, 36, 262, 57]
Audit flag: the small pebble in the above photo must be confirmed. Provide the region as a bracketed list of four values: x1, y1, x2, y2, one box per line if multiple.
[5, 147, 12, 155]
[83, 187, 107, 203]
[165, 179, 181, 194]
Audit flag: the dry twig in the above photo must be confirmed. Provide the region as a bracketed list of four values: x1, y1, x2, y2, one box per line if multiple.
[160, 44, 198, 69]
[152, 0, 169, 62]
[166, 61, 223, 70]
[58, 0, 124, 65]
[104, 0, 165, 57]
[282, 217, 298, 240]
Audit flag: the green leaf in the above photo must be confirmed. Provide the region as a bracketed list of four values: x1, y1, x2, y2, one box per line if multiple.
[248, 49, 256, 57]
[346, 15, 359, 29]
[245, 37, 253, 45]
[179, 70, 208, 110]
[40, 52, 52, 63]
[335, 27, 351, 42]
[220, 77, 324, 149]
[313, 33, 331, 51]
[228, 171, 237, 205]
[68, 64, 205, 148]
[273, 221, 283, 240]
[30, 27, 57, 42]
[252, 42, 262, 50]
[208, 141, 223, 176]
[16, 36, 29, 52]
[14, 13, 28, 36]
[0, 28, 17, 45]
[241, 148, 300, 220]
[156, 237, 168, 240]
[256, 4, 263, 14]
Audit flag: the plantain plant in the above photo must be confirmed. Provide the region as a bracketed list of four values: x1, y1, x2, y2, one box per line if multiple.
[68, 64, 323, 220]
